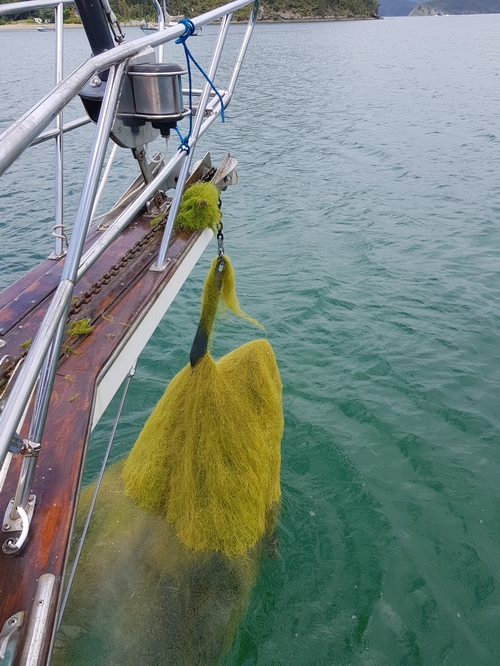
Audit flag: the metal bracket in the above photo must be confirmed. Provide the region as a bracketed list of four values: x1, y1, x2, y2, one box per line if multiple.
[2, 435, 41, 552]
[132, 146, 165, 211]
[2, 503, 33, 555]
[48, 248, 67, 261]
[8, 433, 23, 454]
[7, 438, 40, 457]
[0, 612, 25, 664]
[213, 153, 238, 191]
[3, 495, 36, 533]
[149, 257, 171, 272]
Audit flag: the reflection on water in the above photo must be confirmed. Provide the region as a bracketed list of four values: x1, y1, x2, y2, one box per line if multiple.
[54, 463, 265, 665]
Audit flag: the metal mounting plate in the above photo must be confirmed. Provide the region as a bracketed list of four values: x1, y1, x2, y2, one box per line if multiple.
[3, 495, 36, 533]
[213, 153, 238, 191]
[0, 611, 25, 664]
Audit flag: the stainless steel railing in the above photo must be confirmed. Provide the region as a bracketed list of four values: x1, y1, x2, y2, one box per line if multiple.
[0, 0, 83, 258]
[0, 0, 259, 543]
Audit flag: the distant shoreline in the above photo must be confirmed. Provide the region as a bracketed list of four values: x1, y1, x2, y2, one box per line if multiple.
[0, 15, 380, 30]
[257, 15, 381, 21]
[0, 23, 84, 30]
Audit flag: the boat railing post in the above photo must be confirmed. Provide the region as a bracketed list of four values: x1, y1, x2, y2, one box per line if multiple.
[8, 316, 67, 525]
[50, 1, 66, 260]
[153, 12, 233, 270]
[152, 0, 165, 63]
[61, 62, 125, 282]
[0, 0, 258, 468]
[0, 62, 126, 476]
[227, 0, 259, 98]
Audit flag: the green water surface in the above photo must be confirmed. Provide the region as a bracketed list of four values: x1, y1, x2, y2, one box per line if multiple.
[2, 15, 500, 665]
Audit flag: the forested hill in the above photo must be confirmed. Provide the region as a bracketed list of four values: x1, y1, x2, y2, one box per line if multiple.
[409, 0, 500, 13]
[170, 0, 380, 20]
[0, 0, 380, 22]
[98, 0, 381, 21]
[378, 0, 500, 13]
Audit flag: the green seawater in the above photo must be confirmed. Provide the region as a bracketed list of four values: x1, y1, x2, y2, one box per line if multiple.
[2, 15, 500, 665]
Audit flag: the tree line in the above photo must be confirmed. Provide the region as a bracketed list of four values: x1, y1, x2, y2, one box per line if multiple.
[0, 0, 379, 24]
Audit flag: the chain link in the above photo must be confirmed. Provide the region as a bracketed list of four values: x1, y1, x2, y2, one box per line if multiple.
[67, 212, 169, 319]
[68, 168, 218, 319]
[217, 220, 224, 258]
[1, 171, 221, 388]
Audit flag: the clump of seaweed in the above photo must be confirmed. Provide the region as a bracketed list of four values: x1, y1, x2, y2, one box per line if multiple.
[123, 256, 283, 559]
[150, 210, 168, 228]
[174, 182, 221, 232]
[67, 318, 94, 337]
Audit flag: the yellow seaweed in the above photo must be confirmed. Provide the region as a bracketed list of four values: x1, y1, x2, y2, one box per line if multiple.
[123, 255, 282, 558]
[174, 181, 221, 232]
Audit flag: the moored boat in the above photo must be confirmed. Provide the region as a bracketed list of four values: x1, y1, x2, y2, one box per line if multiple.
[140, 20, 201, 34]
[140, 0, 190, 35]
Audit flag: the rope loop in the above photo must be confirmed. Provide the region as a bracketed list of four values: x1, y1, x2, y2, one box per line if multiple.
[175, 18, 196, 44]
[174, 17, 225, 153]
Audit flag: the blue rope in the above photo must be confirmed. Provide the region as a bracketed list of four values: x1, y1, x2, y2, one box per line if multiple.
[175, 18, 225, 154]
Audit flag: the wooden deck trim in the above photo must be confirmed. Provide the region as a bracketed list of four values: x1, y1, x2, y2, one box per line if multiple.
[0, 205, 214, 665]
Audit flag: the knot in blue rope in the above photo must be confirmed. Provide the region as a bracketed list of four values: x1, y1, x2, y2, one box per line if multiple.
[175, 126, 191, 154]
[175, 18, 196, 44]
[174, 16, 225, 154]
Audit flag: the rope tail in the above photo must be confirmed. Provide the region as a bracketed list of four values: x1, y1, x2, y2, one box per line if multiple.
[190, 256, 225, 367]
[175, 18, 225, 154]
[190, 255, 263, 368]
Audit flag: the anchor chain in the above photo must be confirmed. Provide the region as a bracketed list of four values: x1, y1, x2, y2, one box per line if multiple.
[67, 214, 169, 318]
[1, 170, 219, 387]
[0, 215, 167, 391]
[216, 190, 225, 272]
[217, 218, 224, 260]
[69, 169, 217, 318]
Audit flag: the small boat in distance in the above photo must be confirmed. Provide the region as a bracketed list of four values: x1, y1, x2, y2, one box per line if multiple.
[140, 0, 201, 35]
[37, 24, 55, 31]
[140, 20, 201, 35]
[140, 22, 158, 33]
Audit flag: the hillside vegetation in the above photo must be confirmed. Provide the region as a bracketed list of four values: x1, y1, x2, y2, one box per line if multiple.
[168, 0, 380, 20]
[112, 0, 379, 20]
[409, 0, 500, 12]
[0, 0, 380, 23]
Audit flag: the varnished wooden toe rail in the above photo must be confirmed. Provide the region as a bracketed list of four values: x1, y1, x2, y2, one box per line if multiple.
[0, 203, 213, 666]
